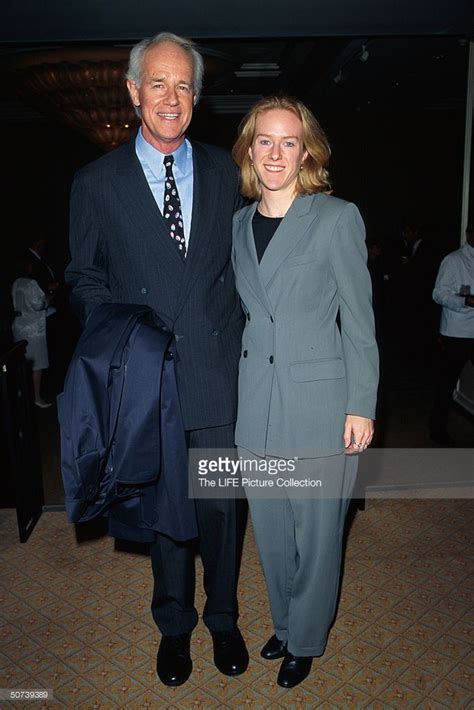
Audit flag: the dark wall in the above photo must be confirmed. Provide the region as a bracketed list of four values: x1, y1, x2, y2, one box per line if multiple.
[1, 99, 467, 328]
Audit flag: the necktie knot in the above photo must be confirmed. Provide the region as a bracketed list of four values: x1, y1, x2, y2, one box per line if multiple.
[164, 155, 174, 174]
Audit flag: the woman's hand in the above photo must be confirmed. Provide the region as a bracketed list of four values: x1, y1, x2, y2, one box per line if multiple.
[344, 415, 374, 454]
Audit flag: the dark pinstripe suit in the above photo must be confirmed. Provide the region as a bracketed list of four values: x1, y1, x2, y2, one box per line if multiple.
[66, 136, 245, 634]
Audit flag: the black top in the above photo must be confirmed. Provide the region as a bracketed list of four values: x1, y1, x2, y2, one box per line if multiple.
[252, 210, 283, 263]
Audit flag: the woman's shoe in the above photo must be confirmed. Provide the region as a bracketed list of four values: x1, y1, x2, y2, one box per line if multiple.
[277, 651, 312, 688]
[260, 634, 286, 660]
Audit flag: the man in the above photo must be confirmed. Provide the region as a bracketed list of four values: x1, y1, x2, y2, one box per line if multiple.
[66, 32, 248, 686]
[429, 224, 474, 445]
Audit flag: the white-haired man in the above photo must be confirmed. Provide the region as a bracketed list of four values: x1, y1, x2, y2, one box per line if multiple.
[66, 32, 248, 687]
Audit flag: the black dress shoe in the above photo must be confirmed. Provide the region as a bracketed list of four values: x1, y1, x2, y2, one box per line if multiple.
[211, 627, 249, 676]
[156, 633, 192, 686]
[277, 651, 312, 688]
[260, 634, 286, 660]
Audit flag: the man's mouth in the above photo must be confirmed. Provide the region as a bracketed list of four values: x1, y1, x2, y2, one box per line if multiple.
[158, 113, 180, 120]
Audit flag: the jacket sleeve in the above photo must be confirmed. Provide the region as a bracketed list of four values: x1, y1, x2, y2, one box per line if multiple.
[330, 203, 379, 419]
[65, 170, 112, 324]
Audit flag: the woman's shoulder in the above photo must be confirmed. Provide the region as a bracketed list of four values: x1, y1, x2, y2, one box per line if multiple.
[233, 202, 256, 223]
[303, 192, 355, 216]
[12, 277, 31, 290]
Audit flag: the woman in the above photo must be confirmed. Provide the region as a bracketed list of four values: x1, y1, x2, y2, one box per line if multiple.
[231, 96, 378, 688]
[12, 256, 51, 408]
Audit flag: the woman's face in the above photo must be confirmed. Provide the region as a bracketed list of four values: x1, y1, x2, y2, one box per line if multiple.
[249, 108, 307, 197]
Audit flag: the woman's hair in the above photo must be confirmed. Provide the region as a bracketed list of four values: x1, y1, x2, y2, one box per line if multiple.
[126, 31, 204, 103]
[232, 95, 331, 201]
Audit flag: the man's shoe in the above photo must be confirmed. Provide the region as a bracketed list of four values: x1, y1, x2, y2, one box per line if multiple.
[211, 627, 249, 676]
[156, 633, 192, 686]
[260, 634, 286, 660]
[277, 651, 312, 688]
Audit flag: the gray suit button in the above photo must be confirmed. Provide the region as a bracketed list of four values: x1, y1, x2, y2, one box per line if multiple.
[269, 356, 274, 364]
[141, 287, 147, 295]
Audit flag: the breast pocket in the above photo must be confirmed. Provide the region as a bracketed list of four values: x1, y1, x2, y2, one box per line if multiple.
[290, 357, 346, 382]
[285, 250, 321, 268]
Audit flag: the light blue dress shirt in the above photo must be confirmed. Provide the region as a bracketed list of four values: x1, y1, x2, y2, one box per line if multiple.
[135, 130, 194, 248]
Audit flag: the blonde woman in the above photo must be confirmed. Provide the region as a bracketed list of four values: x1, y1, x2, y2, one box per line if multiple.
[232, 96, 378, 688]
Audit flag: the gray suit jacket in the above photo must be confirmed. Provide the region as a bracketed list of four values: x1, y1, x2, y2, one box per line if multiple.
[66, 137, 244, 430]
[232, 193, 379, 458]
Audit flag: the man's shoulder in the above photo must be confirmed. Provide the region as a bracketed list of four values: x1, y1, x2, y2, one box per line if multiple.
[190, 139, 235, 170]
[441, 246, 464, 266]
[75, 140, 134, 181]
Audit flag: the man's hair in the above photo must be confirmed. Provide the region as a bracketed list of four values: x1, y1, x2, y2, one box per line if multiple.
[126, 31, 204, 102]
[232, 95, 331, 201]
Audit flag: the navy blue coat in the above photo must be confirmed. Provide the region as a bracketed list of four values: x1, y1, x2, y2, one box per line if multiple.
[58, 303, 198, 543]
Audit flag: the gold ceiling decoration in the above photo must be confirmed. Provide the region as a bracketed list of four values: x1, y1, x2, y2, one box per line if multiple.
[7, 47, 138, 151]
[6, 46, 234, 152]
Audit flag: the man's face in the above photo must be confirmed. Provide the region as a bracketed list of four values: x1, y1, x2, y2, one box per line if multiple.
[127, 41, 195, 153]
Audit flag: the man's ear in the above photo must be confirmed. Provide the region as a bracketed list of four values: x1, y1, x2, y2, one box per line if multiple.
[127, 80, 140, 107]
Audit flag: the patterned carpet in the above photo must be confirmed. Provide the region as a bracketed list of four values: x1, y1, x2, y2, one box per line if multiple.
[0, 497, 473, 708]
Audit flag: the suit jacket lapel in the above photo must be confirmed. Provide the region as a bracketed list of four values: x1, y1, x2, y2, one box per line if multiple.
[259, 193, 324, 289]
[234, 203, 274, 316]
[113, 140, 186, 270]
[173, 141, 220, 319]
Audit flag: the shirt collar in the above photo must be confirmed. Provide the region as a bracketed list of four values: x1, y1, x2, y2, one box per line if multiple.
[136, 129, 190, 177]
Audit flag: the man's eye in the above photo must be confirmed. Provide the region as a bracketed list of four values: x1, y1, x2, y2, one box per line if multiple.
[178, 85, 190, 92]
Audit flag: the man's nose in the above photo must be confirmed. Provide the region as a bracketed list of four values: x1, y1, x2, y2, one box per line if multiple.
[164, 87, 179, 104]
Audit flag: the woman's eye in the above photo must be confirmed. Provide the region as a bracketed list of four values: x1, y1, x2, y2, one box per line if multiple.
[284, 141, 295, 148]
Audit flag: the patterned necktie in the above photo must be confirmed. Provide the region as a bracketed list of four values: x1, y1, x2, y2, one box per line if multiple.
[163, 154, 186, 258]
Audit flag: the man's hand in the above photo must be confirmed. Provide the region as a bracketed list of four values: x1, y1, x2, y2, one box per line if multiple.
[344, 415, 374, 454]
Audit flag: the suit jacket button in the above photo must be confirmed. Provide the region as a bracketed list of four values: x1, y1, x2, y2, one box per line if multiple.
[165, 350, 173, 361]
[211, 329, 219, 336]
[269, 355, 274, 364]
[243, 350, 248, 358]
[141, 287, 147, 295]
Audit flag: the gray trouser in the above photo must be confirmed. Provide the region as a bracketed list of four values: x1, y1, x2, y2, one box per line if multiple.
[244, 452, 358, 656]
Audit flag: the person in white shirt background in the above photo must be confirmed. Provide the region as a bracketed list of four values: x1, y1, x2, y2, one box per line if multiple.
[11, 255, 52, 408]
[429, 223, 474, 445]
